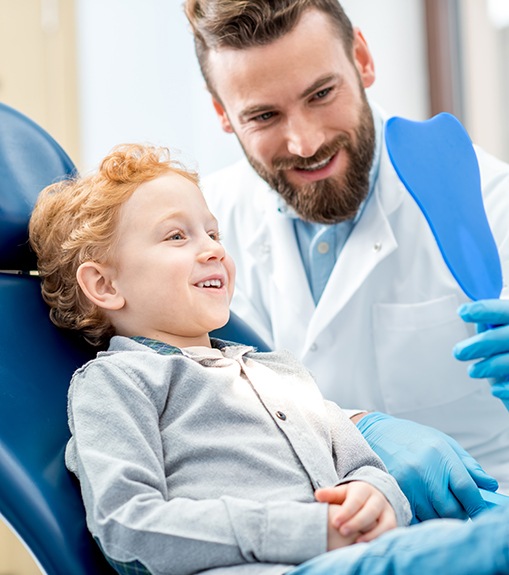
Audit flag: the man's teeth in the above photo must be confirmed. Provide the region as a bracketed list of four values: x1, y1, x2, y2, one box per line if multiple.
[197, 279, 222, 288]
[300, 156, 333, 171]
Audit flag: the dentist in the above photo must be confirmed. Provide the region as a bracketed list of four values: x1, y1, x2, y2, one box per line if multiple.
[183, 0, 509, 521]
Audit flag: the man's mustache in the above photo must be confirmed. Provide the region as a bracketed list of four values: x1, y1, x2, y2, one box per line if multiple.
[272, 134, 351, 171]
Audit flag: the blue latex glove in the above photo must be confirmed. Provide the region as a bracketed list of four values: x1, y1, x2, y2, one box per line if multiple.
[356, 412, 498, 522]
[454, 299, 509, 410]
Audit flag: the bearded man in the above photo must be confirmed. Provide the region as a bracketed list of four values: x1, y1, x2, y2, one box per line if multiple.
[184, 0, 509, 523]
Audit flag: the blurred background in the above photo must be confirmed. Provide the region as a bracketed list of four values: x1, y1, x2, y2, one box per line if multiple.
[0, 0, 508, 572]
[1, 0, 509, 177]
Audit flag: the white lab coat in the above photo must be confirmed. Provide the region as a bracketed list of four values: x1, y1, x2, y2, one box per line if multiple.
[202, 117, 509, 491]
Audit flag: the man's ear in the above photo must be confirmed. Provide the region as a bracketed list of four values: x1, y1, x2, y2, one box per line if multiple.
[352, 28, 375, 89]
[76, 262, 125, 311]
[212, 97, 234, 133]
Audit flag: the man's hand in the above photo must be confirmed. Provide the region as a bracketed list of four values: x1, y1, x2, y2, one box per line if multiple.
[454, 299, 509, 410]
[317, 481, 397, 547]
[356, 412, 498, 522]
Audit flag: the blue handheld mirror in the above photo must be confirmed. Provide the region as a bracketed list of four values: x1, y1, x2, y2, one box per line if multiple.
[386, 113, 508, 508]
[385, 113, 502, 301]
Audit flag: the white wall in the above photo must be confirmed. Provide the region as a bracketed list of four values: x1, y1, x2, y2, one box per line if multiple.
[341, 0, 429, 121]
[76, 0, 429, 174]
[76, 0, 240, 175]
[461, 0, 509, 161]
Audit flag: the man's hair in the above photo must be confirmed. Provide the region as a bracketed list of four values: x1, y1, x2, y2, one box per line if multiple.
[29, 143, 199, 347]
[184, 0, 354, 99]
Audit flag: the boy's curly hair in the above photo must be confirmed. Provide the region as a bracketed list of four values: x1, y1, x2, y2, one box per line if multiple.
[29, 143, 198, 347]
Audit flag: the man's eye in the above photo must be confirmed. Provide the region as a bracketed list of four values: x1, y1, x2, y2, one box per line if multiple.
[314, 87, 332, 100]
[253, 111, 275, 122]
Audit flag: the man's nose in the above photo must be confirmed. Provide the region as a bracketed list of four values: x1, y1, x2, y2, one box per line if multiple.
[285, 113, 325, 158]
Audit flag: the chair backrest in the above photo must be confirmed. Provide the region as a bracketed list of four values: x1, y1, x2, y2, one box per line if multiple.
[0, 101, 117, 575]
[0, 102, 269, 575]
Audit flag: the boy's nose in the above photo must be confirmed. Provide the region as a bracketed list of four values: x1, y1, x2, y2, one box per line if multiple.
[199, 234, 225, 260]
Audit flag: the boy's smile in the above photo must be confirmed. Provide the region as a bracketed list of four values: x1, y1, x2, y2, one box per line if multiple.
[104, 171, 235, 348]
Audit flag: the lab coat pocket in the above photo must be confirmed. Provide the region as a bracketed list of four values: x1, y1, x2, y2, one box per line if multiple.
[372, 294, 472, 415]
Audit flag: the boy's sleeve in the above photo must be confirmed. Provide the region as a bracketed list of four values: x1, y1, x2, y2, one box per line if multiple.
[323, 400, 412, 527]
[67, 359, 331, 574]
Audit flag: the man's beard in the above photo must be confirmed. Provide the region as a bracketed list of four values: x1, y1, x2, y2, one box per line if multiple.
[244, 97, 375, 224]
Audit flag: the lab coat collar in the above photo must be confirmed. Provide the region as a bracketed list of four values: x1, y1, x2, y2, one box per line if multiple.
[244, 121, 408, 347]
[308, 129, 407, 341]
[246, 188, 317, 325]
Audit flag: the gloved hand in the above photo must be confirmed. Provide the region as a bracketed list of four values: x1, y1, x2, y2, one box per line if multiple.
[454, 299, 509, 410]
[356, 412, 498, 522]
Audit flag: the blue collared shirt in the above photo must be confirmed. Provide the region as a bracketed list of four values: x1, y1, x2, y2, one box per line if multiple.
[277, 107, 383, 305]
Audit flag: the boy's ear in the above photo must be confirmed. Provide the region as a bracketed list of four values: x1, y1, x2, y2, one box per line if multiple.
[212, 97, 234, 133]
[76, 262, 125, 311]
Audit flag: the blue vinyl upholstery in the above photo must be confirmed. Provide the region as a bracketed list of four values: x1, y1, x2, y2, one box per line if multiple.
[0, 102, 116, 575]
[0, 102, 269, 575]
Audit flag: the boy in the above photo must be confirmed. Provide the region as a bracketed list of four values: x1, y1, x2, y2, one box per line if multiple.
[29, 143, 410, 575]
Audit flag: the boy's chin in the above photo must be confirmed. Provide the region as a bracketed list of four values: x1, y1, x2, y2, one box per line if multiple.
[208, 310, 231, 333]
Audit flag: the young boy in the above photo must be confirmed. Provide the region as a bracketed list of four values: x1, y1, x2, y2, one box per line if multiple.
[29, 144, 410, 575]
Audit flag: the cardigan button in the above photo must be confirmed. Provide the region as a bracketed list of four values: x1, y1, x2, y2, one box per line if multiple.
[275, 410, 287, 421]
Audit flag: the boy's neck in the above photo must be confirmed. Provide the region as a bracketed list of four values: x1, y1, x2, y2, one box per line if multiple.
[124, 331, 212, 349]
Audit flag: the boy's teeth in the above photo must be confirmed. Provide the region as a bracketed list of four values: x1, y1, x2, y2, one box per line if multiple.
[197, 279, 222, 288]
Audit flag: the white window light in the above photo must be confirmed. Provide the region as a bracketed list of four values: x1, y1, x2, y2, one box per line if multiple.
[488, 0, 509, 29]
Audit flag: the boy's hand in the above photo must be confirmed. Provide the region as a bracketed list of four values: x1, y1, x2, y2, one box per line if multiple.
[325, 504, 358, 550]
[316, 481, 397, 547]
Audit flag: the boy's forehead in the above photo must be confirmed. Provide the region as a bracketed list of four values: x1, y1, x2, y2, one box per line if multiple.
[136, 171, 197, 199]
[119, 173, 207, 223]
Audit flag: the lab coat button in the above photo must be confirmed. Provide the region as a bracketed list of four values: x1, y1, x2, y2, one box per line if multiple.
[276, 410, 287, 421]
[373, 242, 382, 252]
[317, 241, 330, 255]
[310, 343, 318, 352]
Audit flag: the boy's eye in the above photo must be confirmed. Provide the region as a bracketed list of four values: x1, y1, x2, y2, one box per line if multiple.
[167, 231, 185, 241]
[209, 231, 221, 241]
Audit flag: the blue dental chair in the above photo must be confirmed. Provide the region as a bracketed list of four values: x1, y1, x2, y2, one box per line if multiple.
[0, 102, 269, 575]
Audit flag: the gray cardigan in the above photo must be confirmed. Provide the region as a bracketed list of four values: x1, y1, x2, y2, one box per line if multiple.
[66, 336, 410, 575]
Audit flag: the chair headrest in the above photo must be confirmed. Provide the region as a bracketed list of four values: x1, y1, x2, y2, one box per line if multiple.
[0, 102, 76, 270]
